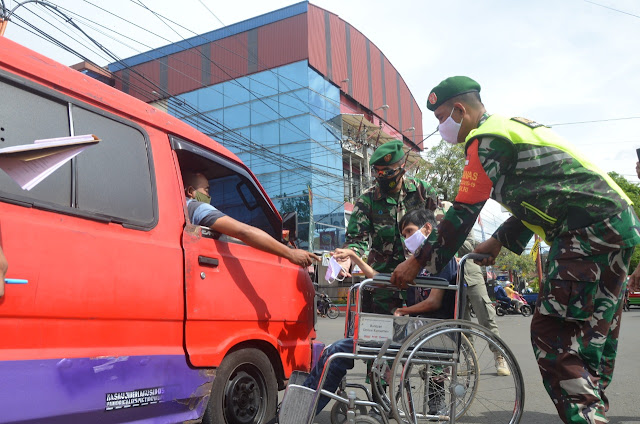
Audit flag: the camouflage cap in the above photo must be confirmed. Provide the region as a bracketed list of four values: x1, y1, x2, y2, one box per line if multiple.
[427, 76, 481, 111]
[369, 140, 405, 166]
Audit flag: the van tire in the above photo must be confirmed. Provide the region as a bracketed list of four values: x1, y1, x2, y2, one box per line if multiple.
[203, 348, 277, 424]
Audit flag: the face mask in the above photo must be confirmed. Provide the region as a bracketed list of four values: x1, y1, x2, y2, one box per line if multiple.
[376, 169, 405, 193]
[403, 228, 427, 254]
[325, 256, 346, 284]
[193, 190, 211, 204]
[438, 107, 462, 145]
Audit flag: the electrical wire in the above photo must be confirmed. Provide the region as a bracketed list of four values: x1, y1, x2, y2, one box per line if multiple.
[583, 0, 640, 19]
[550, 116, 640, 126]
[11, 9, 349, 193]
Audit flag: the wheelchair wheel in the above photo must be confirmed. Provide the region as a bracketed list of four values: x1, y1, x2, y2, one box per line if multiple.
[327, 306, 340, 319]
[369, 360, 392, 415]
[330, 401, 367, 424]
[387, 332, 478, 423]
[353, 416, 382, 424]
[389, 320, 524, 424]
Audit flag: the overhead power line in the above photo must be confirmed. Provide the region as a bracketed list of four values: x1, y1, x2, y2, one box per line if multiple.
[583, 0, 640, 19]
[550, 116, 640, 126]
[10, 7, 348, 194]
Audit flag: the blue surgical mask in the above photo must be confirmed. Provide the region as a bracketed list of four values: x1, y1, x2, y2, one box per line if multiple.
[438, 107, 462, 144]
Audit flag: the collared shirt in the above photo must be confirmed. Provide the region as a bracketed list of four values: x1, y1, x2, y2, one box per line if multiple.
[186, 199, 225, 227]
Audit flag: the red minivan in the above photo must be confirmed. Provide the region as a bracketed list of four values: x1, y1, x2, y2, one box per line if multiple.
[0, 36, 319, 423]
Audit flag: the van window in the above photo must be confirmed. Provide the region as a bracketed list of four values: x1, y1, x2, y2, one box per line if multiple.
[172, 136, 280, 238]
[0, 79, 72, 207]
[0, 74, 156, 229]
[72, 106, 154, 225]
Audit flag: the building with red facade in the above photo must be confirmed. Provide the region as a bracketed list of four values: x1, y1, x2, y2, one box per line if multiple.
[109, 1, 423, 250]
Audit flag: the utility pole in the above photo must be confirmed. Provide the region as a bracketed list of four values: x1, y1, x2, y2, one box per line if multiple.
[363, 143, 371, 189]
[535, 234, 543, 285]
[307, 185, 314, 250]
[1, 1, 60, 37]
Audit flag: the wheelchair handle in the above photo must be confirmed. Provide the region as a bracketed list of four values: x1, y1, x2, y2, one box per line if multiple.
[459, 252, 491, 264]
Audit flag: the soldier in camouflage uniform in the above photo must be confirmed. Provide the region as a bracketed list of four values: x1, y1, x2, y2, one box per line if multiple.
[342, 139, 438, 314]
[391, 76, 640, 424]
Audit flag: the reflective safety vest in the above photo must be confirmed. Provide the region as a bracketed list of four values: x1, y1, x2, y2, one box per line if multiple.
[466, 114, 633, 243]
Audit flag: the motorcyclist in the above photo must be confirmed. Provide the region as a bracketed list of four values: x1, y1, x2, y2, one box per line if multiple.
[494, 284, 521, 313]
[317, 293, 330, 317]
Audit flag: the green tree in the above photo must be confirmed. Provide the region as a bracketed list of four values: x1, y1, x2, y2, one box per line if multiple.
[494, 247, 537, 284]
[414, 140, 465, 201]
[608, 172, 640, 271]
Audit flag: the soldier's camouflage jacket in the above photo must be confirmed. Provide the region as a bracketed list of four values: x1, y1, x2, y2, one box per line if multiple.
[416, 114, 640, 299]
[345, 176, 437, 273]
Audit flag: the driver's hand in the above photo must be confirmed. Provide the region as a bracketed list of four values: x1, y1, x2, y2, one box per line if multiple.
[289, 250, 320, 267]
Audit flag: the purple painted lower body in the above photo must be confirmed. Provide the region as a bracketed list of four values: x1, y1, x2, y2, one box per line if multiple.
[0, 355, 214, 424]
[311, 341, 325, 371]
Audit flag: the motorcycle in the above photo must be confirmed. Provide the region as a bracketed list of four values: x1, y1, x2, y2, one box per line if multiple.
[317, 293, 340, 319]
[623, 290, 630, 312]
[495, 298, 532, 317]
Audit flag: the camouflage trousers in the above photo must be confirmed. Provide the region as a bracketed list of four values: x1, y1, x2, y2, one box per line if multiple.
[531, 234, 632, 424]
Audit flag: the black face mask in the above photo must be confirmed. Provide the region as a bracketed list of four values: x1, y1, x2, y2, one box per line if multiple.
[376, 169, 405, 194]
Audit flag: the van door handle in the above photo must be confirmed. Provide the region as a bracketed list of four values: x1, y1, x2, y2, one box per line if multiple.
[198, 256, 219, 267]
[4, 279, 28, 284]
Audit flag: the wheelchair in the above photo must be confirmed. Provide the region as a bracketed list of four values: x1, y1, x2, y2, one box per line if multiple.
[279, 254, 525, 424]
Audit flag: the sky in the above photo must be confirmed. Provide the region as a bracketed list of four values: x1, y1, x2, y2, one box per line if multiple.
[3, 0, 640, 240]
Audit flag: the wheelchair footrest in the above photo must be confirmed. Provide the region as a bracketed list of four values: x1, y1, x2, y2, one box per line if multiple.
[288, 370, 310, 385]
[279, 384, 316, 424]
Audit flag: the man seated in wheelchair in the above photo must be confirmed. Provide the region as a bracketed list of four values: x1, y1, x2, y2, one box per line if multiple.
[301, 208, 459, 415]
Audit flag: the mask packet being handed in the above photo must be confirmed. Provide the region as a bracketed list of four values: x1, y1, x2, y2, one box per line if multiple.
[325, 256, 346, 284]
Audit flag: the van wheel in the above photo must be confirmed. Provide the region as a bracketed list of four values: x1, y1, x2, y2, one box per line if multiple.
[203, 348, 277, 424]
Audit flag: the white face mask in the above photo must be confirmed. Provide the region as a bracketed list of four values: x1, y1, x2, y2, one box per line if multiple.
[403, 228, 427, 254]
[438, 107, 462, 144]
[325, 256, 346, 284]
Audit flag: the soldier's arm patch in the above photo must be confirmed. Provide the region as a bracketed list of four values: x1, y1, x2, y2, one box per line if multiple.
[511, 117, 547, 129]
[454, 139, 493, 205]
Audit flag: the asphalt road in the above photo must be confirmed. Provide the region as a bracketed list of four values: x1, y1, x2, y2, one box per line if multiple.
[307, 308, 640, 424]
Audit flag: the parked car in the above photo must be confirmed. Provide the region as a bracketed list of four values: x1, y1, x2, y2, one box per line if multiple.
[521, 292, 539, 311]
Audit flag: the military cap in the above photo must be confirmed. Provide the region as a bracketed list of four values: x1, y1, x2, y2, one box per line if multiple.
[369, 140, 405, 166]
[426, 76, 481, 111]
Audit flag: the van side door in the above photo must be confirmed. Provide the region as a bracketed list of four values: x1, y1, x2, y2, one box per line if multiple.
[172, 137, 315, 372]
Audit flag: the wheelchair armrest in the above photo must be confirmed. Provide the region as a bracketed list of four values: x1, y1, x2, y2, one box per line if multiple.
[371, 274, 450, 289]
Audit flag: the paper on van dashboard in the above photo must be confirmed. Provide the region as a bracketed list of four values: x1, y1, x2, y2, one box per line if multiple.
[0, 134, 99, 190]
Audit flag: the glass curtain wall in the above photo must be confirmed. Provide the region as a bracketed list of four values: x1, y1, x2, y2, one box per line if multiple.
[167, 60, 344, 250]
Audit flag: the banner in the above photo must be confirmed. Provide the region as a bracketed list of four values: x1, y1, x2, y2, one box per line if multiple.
[530, 238, 540, 262]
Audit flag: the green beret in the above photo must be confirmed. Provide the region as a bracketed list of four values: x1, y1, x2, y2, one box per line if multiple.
[426, 76, 481, 111]
[369, 140, 405, 166]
